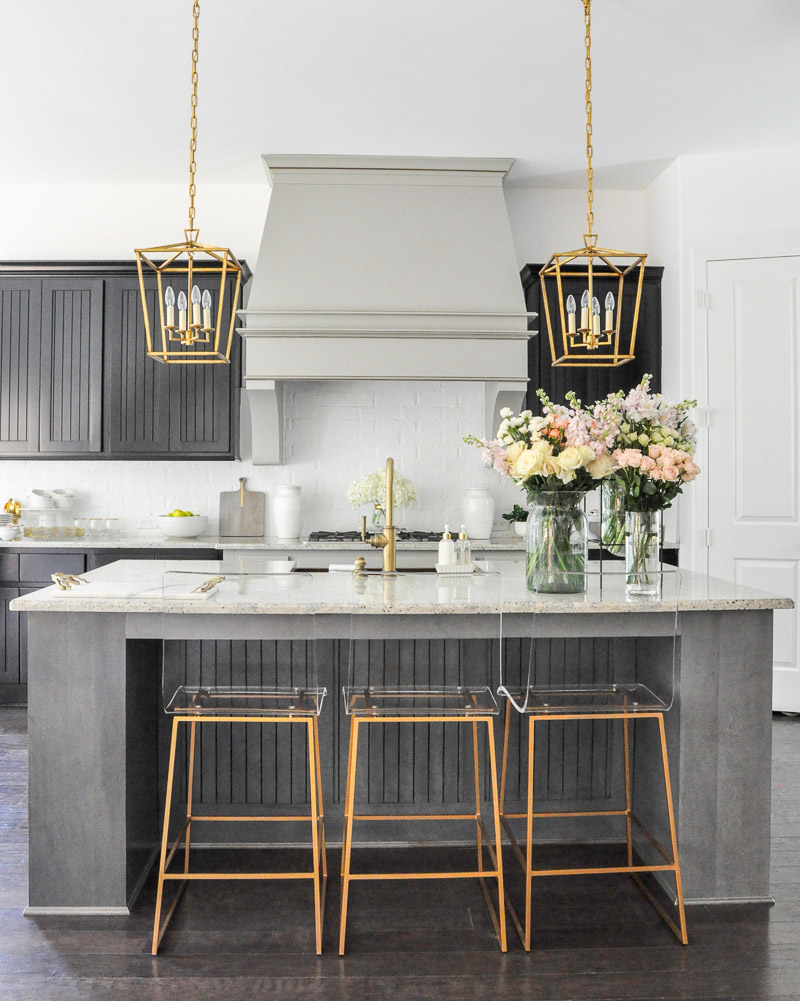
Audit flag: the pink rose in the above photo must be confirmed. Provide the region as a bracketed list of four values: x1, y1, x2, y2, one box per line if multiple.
[661, 465, 678, 481]
[649, 445, 663, 459]
[640, 455, 656, 472]
[650, 467, 662, 480]
[626, 450, 643, 468]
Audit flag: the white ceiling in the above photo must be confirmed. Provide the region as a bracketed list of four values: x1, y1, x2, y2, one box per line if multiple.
[2, 0, 799, 189]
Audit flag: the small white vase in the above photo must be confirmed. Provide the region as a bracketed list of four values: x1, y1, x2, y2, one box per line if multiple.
[273, 484, 302, 539]
[462, 487, 495, 541]
[513, 520, 527, 537]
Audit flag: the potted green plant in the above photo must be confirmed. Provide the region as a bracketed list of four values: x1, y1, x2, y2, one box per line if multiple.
[502, 503, 529, 537]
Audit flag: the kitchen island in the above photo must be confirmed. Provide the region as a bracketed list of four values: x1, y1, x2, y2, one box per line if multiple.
[11, 560, 790, 915]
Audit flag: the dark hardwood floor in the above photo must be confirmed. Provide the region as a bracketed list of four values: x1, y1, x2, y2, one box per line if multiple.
[1, 707, 798, 1000]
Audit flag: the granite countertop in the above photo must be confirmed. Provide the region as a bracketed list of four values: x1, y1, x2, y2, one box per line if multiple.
[9, 558, 793, 615]
[0, 533, 679, 552]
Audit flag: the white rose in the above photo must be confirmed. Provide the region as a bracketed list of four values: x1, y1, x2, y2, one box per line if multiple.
[505, 440, 526, 473]
[516, 441, 551, 478]
[557, 446, 584, 471]
[588, 453, 614, 479]
[638, 433, 650, 447]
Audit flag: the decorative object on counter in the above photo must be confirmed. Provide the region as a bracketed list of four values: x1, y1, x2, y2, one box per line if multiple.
[156, 514, 208, 539]
[23, 526, 85, 540]
[27, 489, 53, 510]
[347, 469, 418, 530]
[502, 504, 529, 538]
[272, 484, 302, 539]
[134, 0, 243, 364]
[538, 0, 646, 368]
[461, 487, 495, 541]
[219, 477, 265, 537]
[51, 572, 89, 591]
[3, 499, 22, 524]
[605, 375, 699, 594]
[438, 525, 455, 566]
[455, 525, 472, 566]
[465, 388, 614, 592]
[51, 489, 74, 509]
[435, 561, 475, 575]
[0, 525, 21, 541]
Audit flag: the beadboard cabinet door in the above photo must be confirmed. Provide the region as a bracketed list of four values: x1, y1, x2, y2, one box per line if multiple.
[38, 279, 104, 453]
[104, 272, 240, 458]
[104, 275, 171, 454]
[0, 278, 41, 453]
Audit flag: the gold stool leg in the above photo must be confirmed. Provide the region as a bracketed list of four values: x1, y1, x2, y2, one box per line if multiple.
[152, 716, 180, 955]
[339, 717, 360, 956]
[307, 718, 323, 954]
[184, 720, 197, 874]
[524, 715, 535, 952]
[313, 714, 328, 889]
[623, 714, 633, 868]
[486, 718, 508, 953]
[472, 720, 483, 875]
[658, 713, 689, 944]
[500, 698, 512, 814]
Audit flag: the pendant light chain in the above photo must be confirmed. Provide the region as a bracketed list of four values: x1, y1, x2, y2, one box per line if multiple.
[188, 1, 200, 235]
[583, 0, 594, 244]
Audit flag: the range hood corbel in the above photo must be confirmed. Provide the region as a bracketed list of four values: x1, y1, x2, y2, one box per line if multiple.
[238, 156, 535, 465]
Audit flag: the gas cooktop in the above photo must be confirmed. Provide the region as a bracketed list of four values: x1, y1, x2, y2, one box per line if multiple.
[307, 530, 441, 543]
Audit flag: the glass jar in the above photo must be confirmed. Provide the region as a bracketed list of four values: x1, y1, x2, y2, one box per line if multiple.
[601, 479, 626, 556]
[624, 510, 662, 595]
[526, 491, 588, 593]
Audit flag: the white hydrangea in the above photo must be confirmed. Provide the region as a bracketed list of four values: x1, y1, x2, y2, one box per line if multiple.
[347, 471, 418, 509]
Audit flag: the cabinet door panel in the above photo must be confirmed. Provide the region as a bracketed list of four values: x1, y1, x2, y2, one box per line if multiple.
[104, 276, 171, 454]
[39, 279, 103, 452]
[0, 587, 21, 686]
[0, 278, 41, 453]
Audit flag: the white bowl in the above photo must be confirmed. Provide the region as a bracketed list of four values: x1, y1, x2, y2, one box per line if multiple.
[28, 490, 53, 509]
[52, 489, 74, 509]
[0, 526, 21, 541]
[156, 515, 208, 538]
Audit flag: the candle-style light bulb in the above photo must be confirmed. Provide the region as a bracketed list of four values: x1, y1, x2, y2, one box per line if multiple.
[604, 291, 615, 331]
[177, 290, 188, 331]
[191, 285, 202, 326]
[591, 296, 601, 341]
[164, 286, 176, 327]
[580, 289, 590, 330]
[566, 294, 577, 334]
[201, 289, 212, 329]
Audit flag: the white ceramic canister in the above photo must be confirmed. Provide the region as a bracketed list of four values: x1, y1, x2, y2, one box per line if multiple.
[462, 487, 495, 541]
[272, 484, 302, 539]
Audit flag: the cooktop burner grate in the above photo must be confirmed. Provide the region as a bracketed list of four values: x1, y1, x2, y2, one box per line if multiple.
[308, 529, 441, 542]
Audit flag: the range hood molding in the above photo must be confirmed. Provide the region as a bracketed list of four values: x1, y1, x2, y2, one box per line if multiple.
[239, 155, 535, 465]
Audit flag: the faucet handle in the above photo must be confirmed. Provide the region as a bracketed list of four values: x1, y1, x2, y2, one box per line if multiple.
[361, 515, 367, 542]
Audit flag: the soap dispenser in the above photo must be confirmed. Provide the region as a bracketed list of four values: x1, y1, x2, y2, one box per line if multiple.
[455, 524, 471, 566]
[438, 525, 455, 565]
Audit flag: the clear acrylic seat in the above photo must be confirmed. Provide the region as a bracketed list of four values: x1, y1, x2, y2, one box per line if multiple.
[496, 566, 687, 951]
[152, 567, 327, 956]
[161, 567, 325, 716]
[498, 567, 680, 716]
[342, 570, 503, 717]
[338, 570, 508, 954]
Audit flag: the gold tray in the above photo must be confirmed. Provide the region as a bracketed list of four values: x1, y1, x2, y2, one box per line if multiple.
[23, 526, 85, 540]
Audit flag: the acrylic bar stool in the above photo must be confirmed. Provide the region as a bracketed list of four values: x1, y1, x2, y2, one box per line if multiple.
[498, 568, 688, 951]
[338, 571, 507, 954]
[151, 569, 327, 955]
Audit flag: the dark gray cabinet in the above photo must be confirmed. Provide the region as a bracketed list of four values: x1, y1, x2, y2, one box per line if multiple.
[0, 547, 222, 703]
[0, 262, 246, 460]
[0, 278, 41, 452]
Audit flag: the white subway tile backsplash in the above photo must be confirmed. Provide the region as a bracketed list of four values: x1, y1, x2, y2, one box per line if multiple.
[0, 380, 522, 538]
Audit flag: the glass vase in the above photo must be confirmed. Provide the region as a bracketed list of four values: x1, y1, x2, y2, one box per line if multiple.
[624, 510, 662, 595]
[526, 491, 588, 593]
[601, 479, 626, 556]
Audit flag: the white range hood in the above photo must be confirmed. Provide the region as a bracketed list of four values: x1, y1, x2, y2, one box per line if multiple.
[238, 155, 535, 464]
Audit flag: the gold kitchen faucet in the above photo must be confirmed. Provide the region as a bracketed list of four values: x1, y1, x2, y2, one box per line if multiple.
[359, 457, 397, 574]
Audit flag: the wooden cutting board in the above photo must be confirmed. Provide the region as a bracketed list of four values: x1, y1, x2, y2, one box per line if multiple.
[219, 477, 265, 537]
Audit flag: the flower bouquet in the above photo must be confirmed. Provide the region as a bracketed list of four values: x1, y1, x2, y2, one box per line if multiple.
[603, 376, 700, 593]
[466, 389, 615, 592]
[347, 470, 418, 528]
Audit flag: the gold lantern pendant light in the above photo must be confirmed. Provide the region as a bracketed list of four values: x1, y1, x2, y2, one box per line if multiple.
[135, 1, 243, 364]
[540, 0, 646, 368]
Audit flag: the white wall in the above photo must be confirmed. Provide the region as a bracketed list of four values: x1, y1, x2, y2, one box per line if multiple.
[644, 146, 800, 570]
[0, 181, 640, 536]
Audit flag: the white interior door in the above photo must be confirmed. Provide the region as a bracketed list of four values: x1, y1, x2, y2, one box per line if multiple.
[706, 256, 800, 712]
